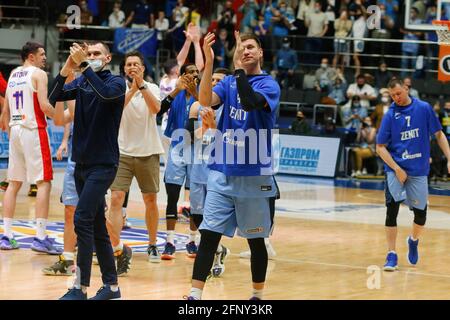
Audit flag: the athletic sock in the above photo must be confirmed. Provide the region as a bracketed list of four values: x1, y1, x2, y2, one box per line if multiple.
[110, 284, 119, 292]
[167, 230, 175, 244]
[36, 218, 47, 240]
[3, 217, 13, 239]
[113, 242, 124, 253]
[252, 288, 263, 299]
[189, 287, 202, 300]
[63, 251, 75, 261]
[216, 244, 223, 254]
[190, 231, 197, 242]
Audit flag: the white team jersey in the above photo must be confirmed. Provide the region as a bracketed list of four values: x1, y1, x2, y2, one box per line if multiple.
[7, 66, 47, 129]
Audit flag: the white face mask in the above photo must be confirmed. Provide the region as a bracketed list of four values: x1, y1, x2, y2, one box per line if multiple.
[321, 63, 327, 69]
[88, 59, 104, 72]
[381, 96, 390, 104]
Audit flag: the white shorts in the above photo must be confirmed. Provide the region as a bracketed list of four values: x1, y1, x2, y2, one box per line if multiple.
[7, 125, 53, 183]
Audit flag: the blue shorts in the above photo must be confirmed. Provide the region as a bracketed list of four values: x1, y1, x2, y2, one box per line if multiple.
[385, 172, 428, 210]
[163, 145, 191, 187]
[61, 159, 78, 206]
[190, 182, 207, 215]
[200, 190, 272, 239]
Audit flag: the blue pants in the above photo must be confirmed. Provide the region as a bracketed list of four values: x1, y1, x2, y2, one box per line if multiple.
[74, 164, 118, 287]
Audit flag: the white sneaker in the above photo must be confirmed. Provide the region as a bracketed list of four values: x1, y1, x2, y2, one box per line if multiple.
[239, 242, 276, 260]
[362, 168, 367, 175]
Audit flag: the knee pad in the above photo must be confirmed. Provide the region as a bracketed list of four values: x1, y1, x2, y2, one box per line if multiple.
[192, 214, 203, 229]
[165, 183, 182, 220]
[385, 201, 401, 227]
[413, 206, 427, 226]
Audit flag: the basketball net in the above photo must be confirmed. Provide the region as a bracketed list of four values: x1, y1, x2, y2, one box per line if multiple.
[432, 20, 450, 81]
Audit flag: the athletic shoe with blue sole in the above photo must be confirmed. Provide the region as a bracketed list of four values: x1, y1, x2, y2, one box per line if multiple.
[0, 236, 20, 250]
[407, 236, 419, 265]
[383, 252, 398, 271]
[31, 236, 62, 255]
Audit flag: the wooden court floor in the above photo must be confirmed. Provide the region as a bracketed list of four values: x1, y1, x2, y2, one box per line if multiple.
[0, 175, 449, 300]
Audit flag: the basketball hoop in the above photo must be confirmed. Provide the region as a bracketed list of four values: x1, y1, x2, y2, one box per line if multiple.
[432, 20, 450, 45]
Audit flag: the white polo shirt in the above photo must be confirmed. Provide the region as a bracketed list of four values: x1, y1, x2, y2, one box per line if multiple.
[118, 81, 165, 157]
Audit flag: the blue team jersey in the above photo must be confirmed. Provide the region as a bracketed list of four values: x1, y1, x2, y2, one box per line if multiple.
[164, 90, 196, 147]
[191, 106, 213, 184]
[377, 97, 442, 176]
[209, 73, 280, 176]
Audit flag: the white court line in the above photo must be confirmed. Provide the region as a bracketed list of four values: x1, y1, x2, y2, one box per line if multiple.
[233, 253, 450, 280]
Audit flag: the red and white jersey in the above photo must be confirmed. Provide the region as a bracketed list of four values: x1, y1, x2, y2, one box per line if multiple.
[6, 66, 47, 129]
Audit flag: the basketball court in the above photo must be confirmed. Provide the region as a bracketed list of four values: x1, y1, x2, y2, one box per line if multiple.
[0, 167, 449, 300]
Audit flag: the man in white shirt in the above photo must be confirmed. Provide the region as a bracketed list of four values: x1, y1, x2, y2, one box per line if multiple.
[108, 1, 125, 28]
[106, 51, 164, 274]
[347, 74, 377, 110]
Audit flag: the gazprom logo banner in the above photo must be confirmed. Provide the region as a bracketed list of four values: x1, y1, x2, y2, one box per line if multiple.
[113, 28, 158, 57]
[277, 135, 340, 177]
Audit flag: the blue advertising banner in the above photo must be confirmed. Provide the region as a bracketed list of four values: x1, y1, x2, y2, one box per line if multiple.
[0, 120, 65, 159]
[113, 27, 158, 57]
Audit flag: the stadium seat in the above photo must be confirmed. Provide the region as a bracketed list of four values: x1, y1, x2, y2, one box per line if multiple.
[304, 91, 322, 106]
[288, 89, 303, 103]
[424, 78, 442, 97]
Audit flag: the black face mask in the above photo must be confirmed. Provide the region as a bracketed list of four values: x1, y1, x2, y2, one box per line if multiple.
[357, 84, 364, 89]
[126, 76, 133, 83]
[297, 116, 304, 121]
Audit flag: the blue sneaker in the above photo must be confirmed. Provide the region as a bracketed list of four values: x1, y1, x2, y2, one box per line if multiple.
[186, 241, 197, 258]
[407, 236, 419, 265]
[183, 295, 199, 300]
[0, 236, 20, 250]
[161, 242, 176, 260]
[59, 288, 87, 300]
[89, 285, 121, 300]
[31, 236, 62, 255]
[249, 296, 261, 300]
[383, 252, 398, 271]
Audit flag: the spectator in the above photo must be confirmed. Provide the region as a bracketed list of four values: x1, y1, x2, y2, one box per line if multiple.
[315, 57, 337, 92]
[291, 111, 311, 135]
[340, 95, 368, 144]
[400, 8, 423, 78]
[374, 61, 393, 91]
[425, 4, 438, 71]
[412, 0, 427, 20]
[351, 5, 367, 77]
[185, 3, 201, 27]
[155, 10, 169, 46]
[79, 0, 93, 25]
[124, 0, 155, 29]
[378, 0, 400, 23]
[239, 0, 259, 33]
[295, 0, 315, 35]
[273, 37, 298, 89]
[213, 29, 233, 69]
[303, 68, 321, 91]
[271, 2, 293, 50]
[304, 1, 328, 65]
[403, 77, 419, 98]
[217, 0, 237, 39]
[168, 0, 189, 52]
[370, 88, 391, 130]
[370, 4, 395, 60]
[347, 74, 377, 111]
[321, 116, 338, 136]
[254, 13, 269, 38]
[440, 101, 450, 138]
[328, 75, 348, 105]
[333, 9, 352, 70]
[350, 116, 377, 176]
[108, 1, 125, 28]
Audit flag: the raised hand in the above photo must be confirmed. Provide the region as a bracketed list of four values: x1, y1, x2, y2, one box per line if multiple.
[201, 107, 216, 130]
[233, 30, 244, 70]
[202, 32, 215, 65]
[186, 22, 201, 43]
[132, 64, 145, 88]
[69, 42, 88, 65]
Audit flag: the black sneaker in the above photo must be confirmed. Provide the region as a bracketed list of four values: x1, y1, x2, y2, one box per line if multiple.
[115, 244, 132, 276]
[89, 284, 121, 300]
[42, 255, 75, 276]
[59, 288, 87, 300]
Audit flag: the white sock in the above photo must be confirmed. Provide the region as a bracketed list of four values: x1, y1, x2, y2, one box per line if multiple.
[216, 244, 223, 254]
[189, 287, 202, 300]
[36, 218, 47, 240]
[63, 252, 75, 261]
[190, 231, 197, 242]
[264, 238, 270, 245]
[411, 236, 418, 241]
[113, 242, 123, 253]
[3, 217, 14, 238]
[167, 230, 175, 244]
[388, 250, 396, 254]
[109, 284, 119, 292]
[252, 288, 263, 299]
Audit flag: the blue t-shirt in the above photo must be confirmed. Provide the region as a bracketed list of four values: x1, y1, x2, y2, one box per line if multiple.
[133, 2, 153, 25]
[164, 90, 196, 146]
[209, 73, 280, 176]
[376, 97, 443, 176]
[191, 106, 212, 184]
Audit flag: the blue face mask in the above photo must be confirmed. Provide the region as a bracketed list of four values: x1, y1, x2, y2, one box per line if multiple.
[88, 59, 104, 72]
